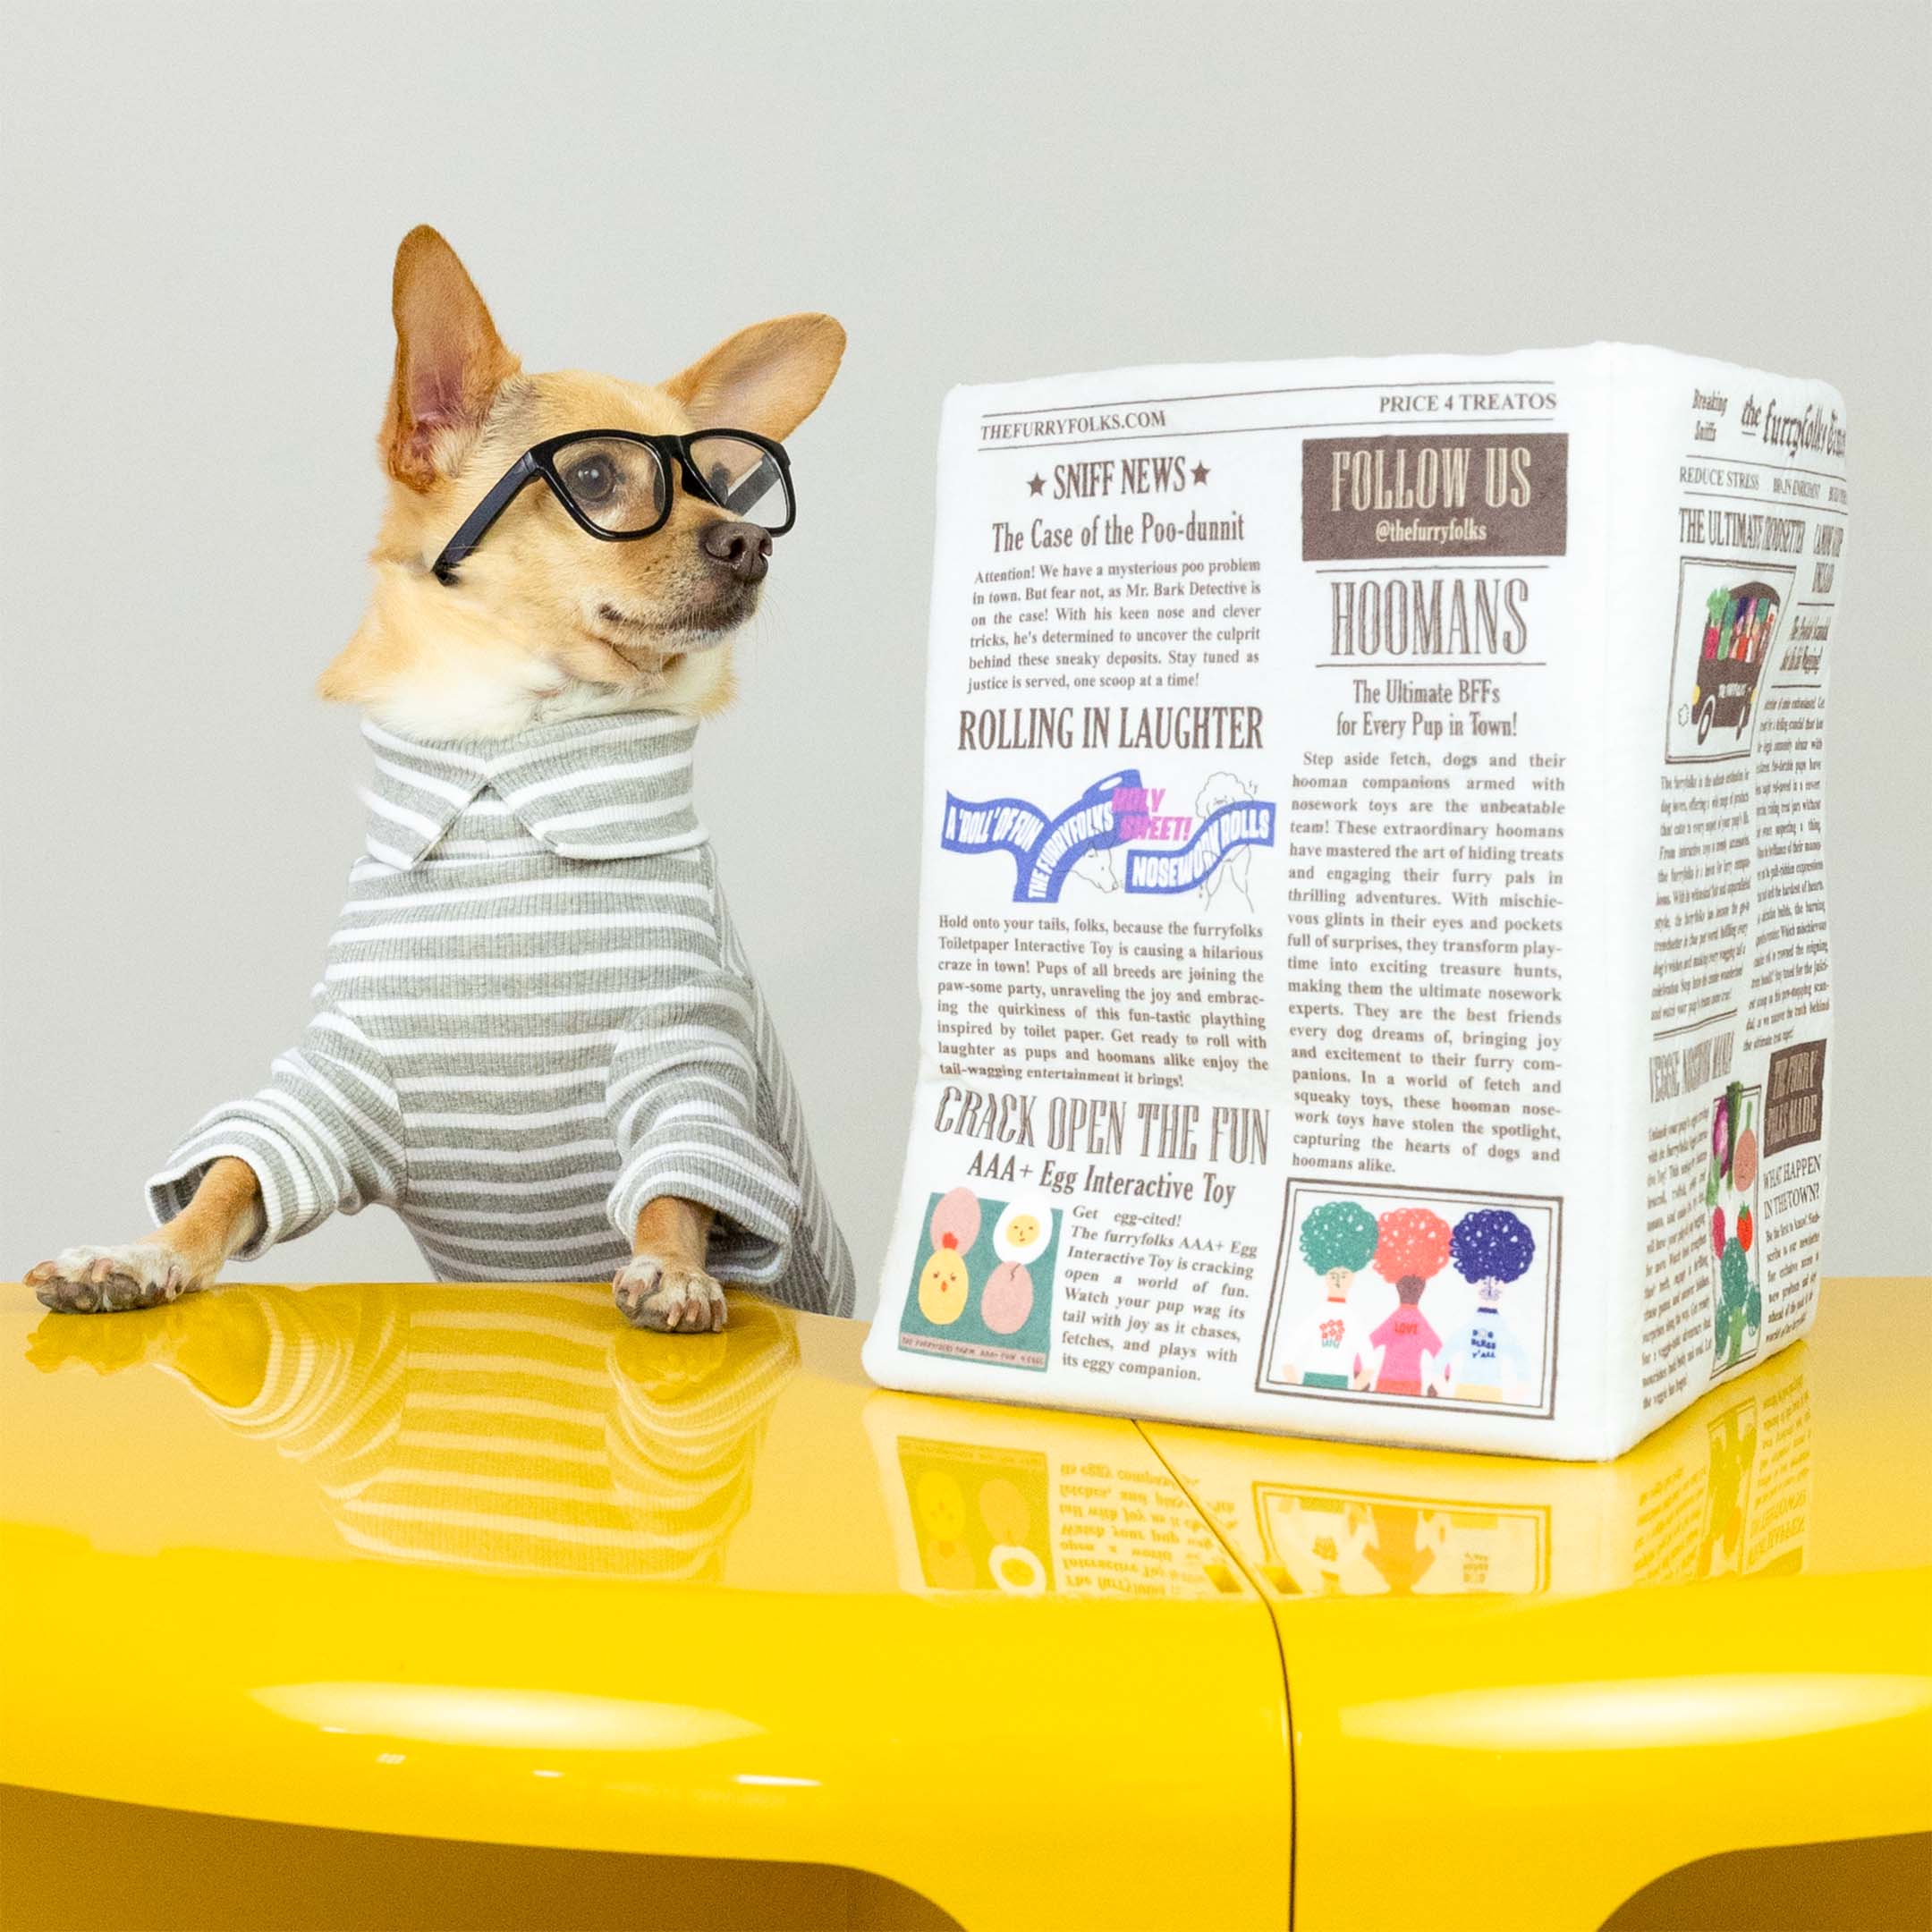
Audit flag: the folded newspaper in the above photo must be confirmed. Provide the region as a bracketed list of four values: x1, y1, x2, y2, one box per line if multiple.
[861, 345, 1846, 1461]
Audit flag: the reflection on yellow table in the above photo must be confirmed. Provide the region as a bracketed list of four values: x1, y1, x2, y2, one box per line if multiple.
[1218, 1351, 1809, 1600]
[862, 1393, 1244, 1601]
[4, 1283, 1927, 1931]
[4, 1281, 1292, 1932]
[861, 1353, 1809, 1608]
[1143, 1335, 1930, 1932]
[28, 1281, 799, 1583]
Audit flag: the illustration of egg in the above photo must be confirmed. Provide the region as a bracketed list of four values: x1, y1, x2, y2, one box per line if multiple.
[987, 1543, 1047, 1597]
[1733, 1124, 1759, 1193]
[979, 1477, 1032, 1545]
[918, 1245, 970, 1325]
[1711, 1206, 1726, 1258]
[929, 1187, 982, 1253]
[981, 1260, 1034, 1335]
[993, 1198, 1053, 1264]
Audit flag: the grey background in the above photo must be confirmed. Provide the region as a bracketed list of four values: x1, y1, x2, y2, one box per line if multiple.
[4, 1, 1928, 1306]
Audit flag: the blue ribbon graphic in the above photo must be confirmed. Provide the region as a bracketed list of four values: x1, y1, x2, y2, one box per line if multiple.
[942, 770, 1275, 903]
[1123, 800, 1276, 893]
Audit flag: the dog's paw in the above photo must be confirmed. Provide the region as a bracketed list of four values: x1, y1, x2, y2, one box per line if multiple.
[613, 1255, 728, 1334]
[26, 1244, 202, 1314]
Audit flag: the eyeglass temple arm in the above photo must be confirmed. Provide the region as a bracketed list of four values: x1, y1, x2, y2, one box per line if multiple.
[668, 436, 787, 520]
[432, 453, 542, 584]
[719, 470, 771, 517]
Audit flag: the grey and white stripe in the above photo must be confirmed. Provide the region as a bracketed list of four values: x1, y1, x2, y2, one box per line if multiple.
[148, 711, 854, 1315]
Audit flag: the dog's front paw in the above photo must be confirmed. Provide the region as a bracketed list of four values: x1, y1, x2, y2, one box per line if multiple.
[26, 1244, 203, 1314]
[614, 1255, 728, 1334]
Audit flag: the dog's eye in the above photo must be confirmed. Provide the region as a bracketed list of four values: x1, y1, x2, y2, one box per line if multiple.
[566, 457, 616, 504]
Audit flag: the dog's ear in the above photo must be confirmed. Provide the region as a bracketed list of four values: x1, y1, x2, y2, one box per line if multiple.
[664, 314, 845, 440]
[380, 226, 521, 491]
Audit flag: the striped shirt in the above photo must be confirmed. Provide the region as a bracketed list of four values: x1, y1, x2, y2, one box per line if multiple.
[162, 1279, 801, 1580]
[148, 712, 854, 1315]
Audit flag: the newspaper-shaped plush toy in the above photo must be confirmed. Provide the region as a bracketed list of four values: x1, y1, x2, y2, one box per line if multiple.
[864, 345, 1846, 1461]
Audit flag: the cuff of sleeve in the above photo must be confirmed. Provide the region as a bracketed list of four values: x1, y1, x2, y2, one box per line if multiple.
[608, 1139, 800, 1288]
[146, 1128, 322, 1262]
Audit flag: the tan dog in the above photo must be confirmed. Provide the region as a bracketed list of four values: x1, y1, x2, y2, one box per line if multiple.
[28, 227, 850, 1332]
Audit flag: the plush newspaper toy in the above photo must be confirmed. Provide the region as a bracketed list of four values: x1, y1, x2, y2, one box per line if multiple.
[865, 345, 1846, 1461]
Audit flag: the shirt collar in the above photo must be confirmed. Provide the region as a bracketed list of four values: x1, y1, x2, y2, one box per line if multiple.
[360, 711, 705, 869]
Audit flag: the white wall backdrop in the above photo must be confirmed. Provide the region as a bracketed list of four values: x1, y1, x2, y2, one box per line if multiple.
[4, 0, 1927, 1304]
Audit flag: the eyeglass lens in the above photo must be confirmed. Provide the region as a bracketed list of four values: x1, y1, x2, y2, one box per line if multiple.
[552, 437, 672, 534]
[687, 434, 792, 532]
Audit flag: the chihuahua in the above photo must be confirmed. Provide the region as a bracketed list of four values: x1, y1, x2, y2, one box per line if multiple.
[28, 226, 855, 1334]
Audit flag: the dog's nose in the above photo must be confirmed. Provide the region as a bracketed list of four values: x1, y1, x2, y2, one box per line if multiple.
[699, 520, 772, 585]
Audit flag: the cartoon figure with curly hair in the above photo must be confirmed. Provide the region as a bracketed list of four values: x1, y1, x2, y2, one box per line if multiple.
[1367, 1208, 1452, 1396]
[1279, 1199, 1379, 1389]
[1706, 1080, 1763, 1371]
[1438, 1208, 1537, 1402]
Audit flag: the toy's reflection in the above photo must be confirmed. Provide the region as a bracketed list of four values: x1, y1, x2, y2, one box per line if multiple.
[866, 1351, 1811, 1603]
[861, 1394, 1246, 1601]
[28, 1282, 797, 1581]
[30, 1289, 1812, 1604]
[1247, 1355, 1810, 1600]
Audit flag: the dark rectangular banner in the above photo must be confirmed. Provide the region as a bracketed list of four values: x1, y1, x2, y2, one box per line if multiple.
[1763, 1039, 1827, 1157]
[1302, 431, 1569, 561]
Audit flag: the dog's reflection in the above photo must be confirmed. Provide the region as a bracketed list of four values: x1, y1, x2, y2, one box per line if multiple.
[29, 1282, 798, 1581]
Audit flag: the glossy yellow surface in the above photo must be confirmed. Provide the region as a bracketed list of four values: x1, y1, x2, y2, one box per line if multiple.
[2, 1277, 1927, 1930]
[0, 1280, 1286, 1930]
[1148, 1285, 1932, 1929]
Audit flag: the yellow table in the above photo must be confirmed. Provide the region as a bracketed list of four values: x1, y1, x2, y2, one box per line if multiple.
[2, 1277, 1927, 1930]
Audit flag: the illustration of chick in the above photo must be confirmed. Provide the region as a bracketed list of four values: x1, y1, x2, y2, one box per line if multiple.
[919, 1244, 971, 1326]
[914, 1468, 977, 1589]
[917, 1467, 969, 1541]
[919, 1187, 982, 1326]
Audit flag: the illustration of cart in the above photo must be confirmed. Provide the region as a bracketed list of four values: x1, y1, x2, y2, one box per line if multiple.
[1690, 580, 1778, 744]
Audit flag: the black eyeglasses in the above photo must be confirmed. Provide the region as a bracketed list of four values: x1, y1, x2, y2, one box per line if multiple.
[431, 428, 796, 583]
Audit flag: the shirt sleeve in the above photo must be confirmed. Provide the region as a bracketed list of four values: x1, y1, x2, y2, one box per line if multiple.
[147, 1009, 405, 1258]
[163, 1282, 402, 1459]
[604, 956, 801, 1288]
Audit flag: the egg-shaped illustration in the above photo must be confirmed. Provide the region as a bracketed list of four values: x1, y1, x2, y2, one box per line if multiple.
[993, 1198, 1053, 1264]
[929, 1187, 983, 1253]
[987, 1542, 1047, 1597]
[1711, 1206, 1726, 1258]
[1733, 1124, 1759, 1193]
[925, 1540, 978, 1591]
[978, 1477, 1031, 1545]
[980, 1260, 1035, 1335]
[915, 1470, 968, 1542]
[918, 1246, 971, 1326]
